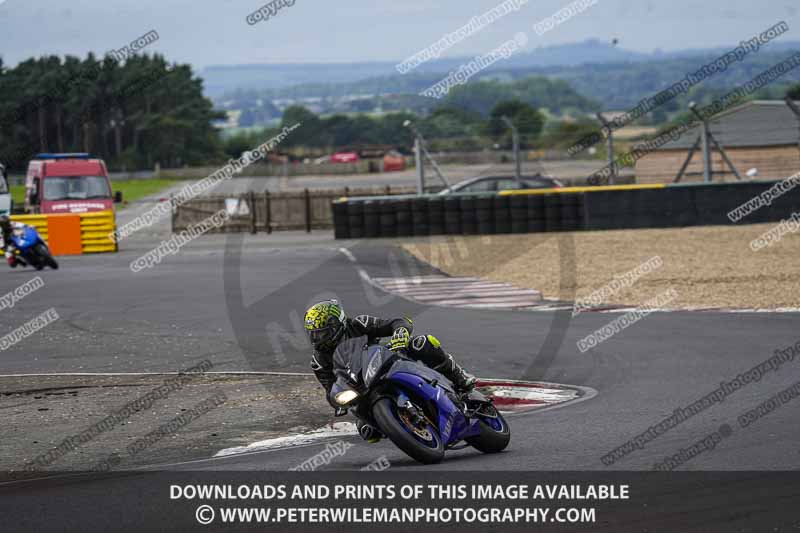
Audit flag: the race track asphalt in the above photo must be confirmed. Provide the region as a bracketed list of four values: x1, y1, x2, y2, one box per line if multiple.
[0, 228, 798, 474]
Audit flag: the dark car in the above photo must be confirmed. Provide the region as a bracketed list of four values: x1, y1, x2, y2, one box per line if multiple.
[438, 174, 563, 195]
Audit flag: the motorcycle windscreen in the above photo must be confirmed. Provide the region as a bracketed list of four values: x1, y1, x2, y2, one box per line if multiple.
[332, 335, 368, 380]
[362, 345, 396, 388]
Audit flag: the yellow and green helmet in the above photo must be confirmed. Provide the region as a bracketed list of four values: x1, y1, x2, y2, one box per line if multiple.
[304, 299, 346, 351]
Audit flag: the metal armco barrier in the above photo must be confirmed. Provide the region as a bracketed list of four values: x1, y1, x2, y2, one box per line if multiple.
[332, 180, 800, 239]
[12, 210, 117, 255]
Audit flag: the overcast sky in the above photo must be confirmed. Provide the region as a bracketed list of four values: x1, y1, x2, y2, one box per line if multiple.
[1, 0, 798, 68]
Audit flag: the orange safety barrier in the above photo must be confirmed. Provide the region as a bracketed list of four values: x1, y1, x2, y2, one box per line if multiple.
[47, 215, 82, 255]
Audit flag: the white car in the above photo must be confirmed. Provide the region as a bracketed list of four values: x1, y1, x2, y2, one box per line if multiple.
[438, 175, 563, 195]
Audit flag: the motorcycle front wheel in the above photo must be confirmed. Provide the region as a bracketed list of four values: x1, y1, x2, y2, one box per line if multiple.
[34, 244, 59, 270]
[372, 397, 444, 464]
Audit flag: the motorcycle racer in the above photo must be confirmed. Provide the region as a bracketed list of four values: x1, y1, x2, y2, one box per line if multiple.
[0, 215, 26, 267]
[304, 299, 477, 442]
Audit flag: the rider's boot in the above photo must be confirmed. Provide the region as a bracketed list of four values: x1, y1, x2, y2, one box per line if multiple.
[434, 353, 477, 393]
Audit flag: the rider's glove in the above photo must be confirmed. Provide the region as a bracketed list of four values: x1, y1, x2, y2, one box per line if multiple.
[388, 327, 410, 352]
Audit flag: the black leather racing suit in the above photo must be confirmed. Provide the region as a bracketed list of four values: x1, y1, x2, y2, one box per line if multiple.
[310, 314, 450, 403]
[0, 221, 25, 264]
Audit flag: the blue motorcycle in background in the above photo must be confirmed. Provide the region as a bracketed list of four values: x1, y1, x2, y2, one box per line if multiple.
[11, 225, 59, 270]
[330, 336, 510, 464]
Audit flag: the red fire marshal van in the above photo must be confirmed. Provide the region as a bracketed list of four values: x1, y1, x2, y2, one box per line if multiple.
[25, 153, 122, 214]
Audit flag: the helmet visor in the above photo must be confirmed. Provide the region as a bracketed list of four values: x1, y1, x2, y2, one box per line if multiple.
[308, 323, 340, 348]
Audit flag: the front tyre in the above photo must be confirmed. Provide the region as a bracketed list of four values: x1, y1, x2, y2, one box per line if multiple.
[465, 405, 510, 453]
[372, 397, 444, 464]
[35, 244, 58, 270]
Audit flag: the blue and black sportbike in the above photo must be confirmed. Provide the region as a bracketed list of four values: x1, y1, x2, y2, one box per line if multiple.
[11, 225, 58, 270]
[329, 336, 510, 464]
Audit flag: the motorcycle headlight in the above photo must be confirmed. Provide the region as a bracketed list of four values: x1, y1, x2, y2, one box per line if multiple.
[334, 389, 359, 406]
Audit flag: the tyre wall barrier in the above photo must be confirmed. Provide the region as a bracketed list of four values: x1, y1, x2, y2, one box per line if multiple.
[577, 181, 800, 231]
[332, 180, 800, 239]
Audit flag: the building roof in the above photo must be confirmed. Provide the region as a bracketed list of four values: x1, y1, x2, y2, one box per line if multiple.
[657, 100, 800, 151]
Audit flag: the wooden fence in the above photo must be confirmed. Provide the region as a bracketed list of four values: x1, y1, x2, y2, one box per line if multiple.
[172, 186, 415, 233]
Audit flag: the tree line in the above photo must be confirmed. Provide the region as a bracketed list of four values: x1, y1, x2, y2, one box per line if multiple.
[5, 50, 796, 171]
[222, 100, 603, 159]
[219, 75, 599, 122]
[0, 54, 223, 170]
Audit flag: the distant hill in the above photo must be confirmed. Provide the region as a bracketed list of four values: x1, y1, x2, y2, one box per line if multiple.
[201, 39, 649, 97]
[517, 49, 800, 110]
[202, 38, 800, 97]
[207, 39, 800, 127]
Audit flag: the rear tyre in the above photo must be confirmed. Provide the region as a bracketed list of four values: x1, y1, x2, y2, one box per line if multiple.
[372, 397, 444, 464]
[465, 405, 510, 453]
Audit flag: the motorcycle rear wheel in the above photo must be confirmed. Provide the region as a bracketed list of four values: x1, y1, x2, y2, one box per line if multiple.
[465, 405, 510, 453]
[373, 397, 444, 464]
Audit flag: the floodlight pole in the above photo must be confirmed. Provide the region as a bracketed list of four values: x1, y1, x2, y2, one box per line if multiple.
[596, 112, 616, 185]
[689, 103, 712, 183]
[501, 115, 522, 183]
[413, 137, 424, 195]
[405, 121, 450, 193]
[700, 121, 712, 183]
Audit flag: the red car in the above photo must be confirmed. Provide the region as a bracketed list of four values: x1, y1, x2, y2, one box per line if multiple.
[330, 152, 360, 164]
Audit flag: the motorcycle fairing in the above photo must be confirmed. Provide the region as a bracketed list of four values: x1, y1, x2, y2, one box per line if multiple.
[384, 371, 479, 445]
[11, 226, 41, 251]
